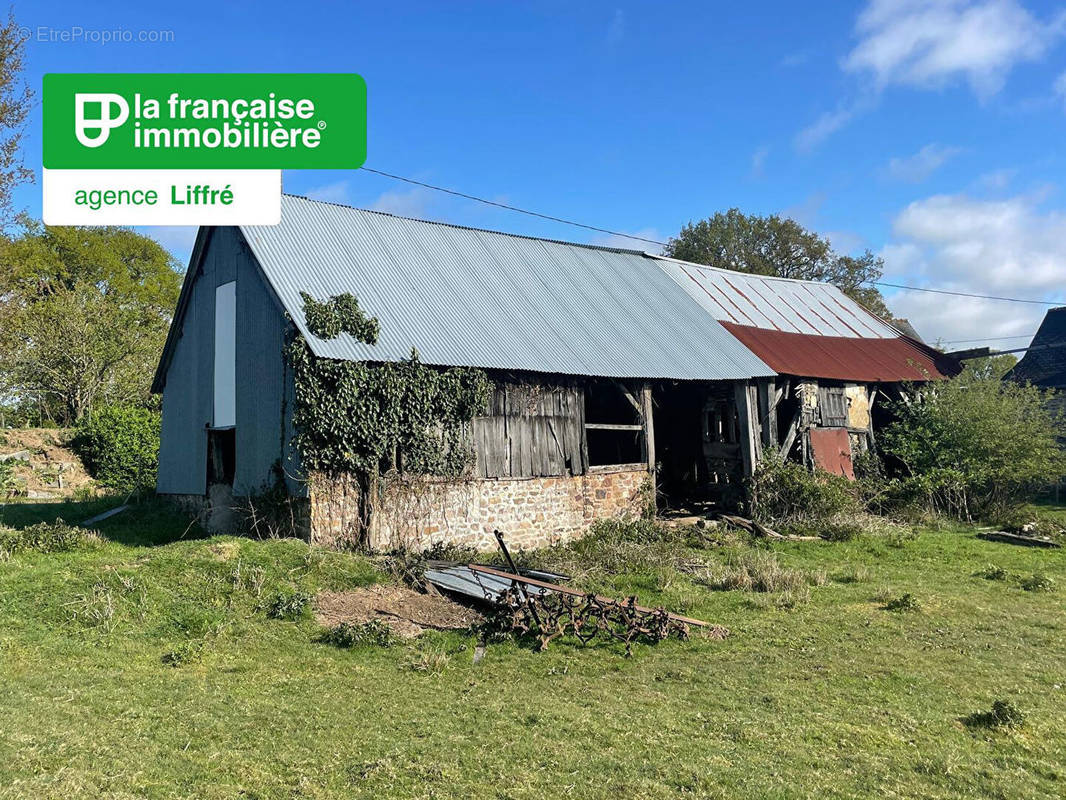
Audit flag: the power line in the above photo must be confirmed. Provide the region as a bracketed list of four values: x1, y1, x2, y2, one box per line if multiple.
[869, 281, 1062, 306]
[359, 167, 1065, 307]
[360, 167, 669, 246]
[941, 334, 1034, 345]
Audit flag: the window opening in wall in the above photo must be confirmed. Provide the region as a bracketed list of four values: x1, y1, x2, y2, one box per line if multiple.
[584, 380, 643, 466]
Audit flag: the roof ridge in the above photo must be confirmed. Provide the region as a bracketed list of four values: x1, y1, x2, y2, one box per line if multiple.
[647, 252, 849, 288]
[279, 192, 650, 256]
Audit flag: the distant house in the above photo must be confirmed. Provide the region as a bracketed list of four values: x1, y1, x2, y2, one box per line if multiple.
[1005, 307, 1066, 438]
[152, 195, 956, 550]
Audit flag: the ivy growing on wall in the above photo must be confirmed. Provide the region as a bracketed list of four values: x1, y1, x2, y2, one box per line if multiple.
[299, 291, 381, 343]
[289, 293, 490, 483]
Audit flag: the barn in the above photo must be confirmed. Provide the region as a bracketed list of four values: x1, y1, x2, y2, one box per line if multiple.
[153, 194, 954, 549]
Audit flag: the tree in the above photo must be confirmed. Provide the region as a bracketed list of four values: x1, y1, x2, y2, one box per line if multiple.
[0, 225, 182, 423]
[665, 209, 891, 318]
[0, 13, 33, 231]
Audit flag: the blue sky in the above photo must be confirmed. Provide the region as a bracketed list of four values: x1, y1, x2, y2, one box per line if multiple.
[15, 0, 1066, 347]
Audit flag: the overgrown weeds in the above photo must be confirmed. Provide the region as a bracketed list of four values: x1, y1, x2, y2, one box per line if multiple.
[884, 592, 921, 612]
[964, 699, 1025, 730]
[1021, 573, 1055, 592]
[319, 620, 396, 649]
[262, 588, 313, 621]
[0, 520, 102, 558]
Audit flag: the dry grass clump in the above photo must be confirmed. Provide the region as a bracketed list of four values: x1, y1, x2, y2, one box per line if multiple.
[693, 549, 825, 607]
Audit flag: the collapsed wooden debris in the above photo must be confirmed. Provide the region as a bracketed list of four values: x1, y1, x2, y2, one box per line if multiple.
[717, 513, 821, 541]
[467, 564, 727, 656]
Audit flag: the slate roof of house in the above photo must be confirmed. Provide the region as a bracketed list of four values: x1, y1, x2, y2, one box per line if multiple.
[1005, 307, 1066, 388]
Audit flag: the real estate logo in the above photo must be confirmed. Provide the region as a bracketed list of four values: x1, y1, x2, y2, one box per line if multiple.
[42, 73, 367, 225]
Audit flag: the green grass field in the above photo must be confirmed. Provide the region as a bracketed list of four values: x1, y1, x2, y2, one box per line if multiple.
[1, 500, 1064, 799]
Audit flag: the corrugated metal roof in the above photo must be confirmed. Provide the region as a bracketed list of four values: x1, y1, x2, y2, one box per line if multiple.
[722, 323, 957, 382]
[650, 254, 957, 382]
[651, 255, 898, 338]
[238, 195, 773, 381]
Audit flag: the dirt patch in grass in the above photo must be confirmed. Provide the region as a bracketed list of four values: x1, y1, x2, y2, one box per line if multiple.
[314, 585, 483, 639]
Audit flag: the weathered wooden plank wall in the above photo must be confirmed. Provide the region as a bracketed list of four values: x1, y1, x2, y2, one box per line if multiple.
[472, 380, 588, 478]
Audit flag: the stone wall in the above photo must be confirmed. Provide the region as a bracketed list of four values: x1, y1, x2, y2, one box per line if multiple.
[308, 465, 650, 551]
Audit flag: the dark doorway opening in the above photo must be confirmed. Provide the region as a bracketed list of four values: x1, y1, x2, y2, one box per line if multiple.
[653, 382, 743, 513]
[207, 428, 236, 486]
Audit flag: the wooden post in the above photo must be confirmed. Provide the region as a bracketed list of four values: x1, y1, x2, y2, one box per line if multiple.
[640, 383, 656, 475]
[734, 381, 759, 478]
[757, 378, 778, 451]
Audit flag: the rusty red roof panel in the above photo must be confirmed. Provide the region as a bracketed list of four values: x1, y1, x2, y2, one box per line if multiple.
[720, 323, 959, 382]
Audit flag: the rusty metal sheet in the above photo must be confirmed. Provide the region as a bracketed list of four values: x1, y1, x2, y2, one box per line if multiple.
[809, 428, 854, 480]
[721, 323, 958, 383]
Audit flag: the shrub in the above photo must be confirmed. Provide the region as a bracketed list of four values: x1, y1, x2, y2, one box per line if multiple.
[263, 589, 313, 620]
[73, 405, 161, 494]
[884, 592, 921, 612]
[748, 457, 862, 530]
[0, 520, 102, 556]
[161, 640, 204, 667]
[1020, 573, 1054, 593]
[0, 459, 22, 498]
[966, 699, 1025, 729]
[320, 620, 395, 648]
[880, 364, 1066, 520]
[978, 564, 1009, 581]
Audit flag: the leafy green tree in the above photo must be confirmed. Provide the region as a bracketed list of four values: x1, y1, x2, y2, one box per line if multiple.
[0, 13, 33, 231]
[0, 225, 182, 423]
[881, 364, 1065, 519]
[665, 209, 890, 318]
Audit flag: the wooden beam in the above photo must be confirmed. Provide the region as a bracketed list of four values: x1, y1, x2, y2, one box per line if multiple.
[641, 383, 656, 477]
[612, 380, 642, 415]
[757, 378, 778, 451]
[778, 410, 800, 462]
[584, 423, 643, 431]
[734, 381, 759, 477]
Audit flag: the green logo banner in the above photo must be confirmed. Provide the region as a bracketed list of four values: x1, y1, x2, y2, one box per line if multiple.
[43, 73, 366, 169]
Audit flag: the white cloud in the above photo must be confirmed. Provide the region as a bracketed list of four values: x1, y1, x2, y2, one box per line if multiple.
[305, 180, 352, 204]
[589, 228, 665, 254]
[369, 186, 434, 218]
[844, 0, 1065, 98]
[885, 143, 962, 182]
[751, 145, 770, 177]
[975, 167, 1017, 190]
[880, 190, 1066, 344]
[1054, 69, 1066, 104]
[795, 104, 862, 152]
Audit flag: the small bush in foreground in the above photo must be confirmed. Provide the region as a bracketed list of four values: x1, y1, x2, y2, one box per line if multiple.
[748, 458, 862, 526]
[978, 564, 1009, 581]
[263, 589, 312, 621]
[1020, 573, 1054, 593]
[73, 405, 160, 494]
[320, 620, 395, 649]
[161, 640, 204, 667]
[965, 699, 1025, 729]
[0, 520, 101, 556]
[884, 592, 921, 613]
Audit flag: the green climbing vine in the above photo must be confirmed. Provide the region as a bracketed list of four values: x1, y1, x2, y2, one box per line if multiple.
[300, 291, 381, 343]
[289, 293, 490, 482]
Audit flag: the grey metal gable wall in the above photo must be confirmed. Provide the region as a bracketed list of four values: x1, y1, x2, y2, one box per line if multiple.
[234, 236, 301, 496]
[158, 226, 293, 496]
[157, 231, 220, 495]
